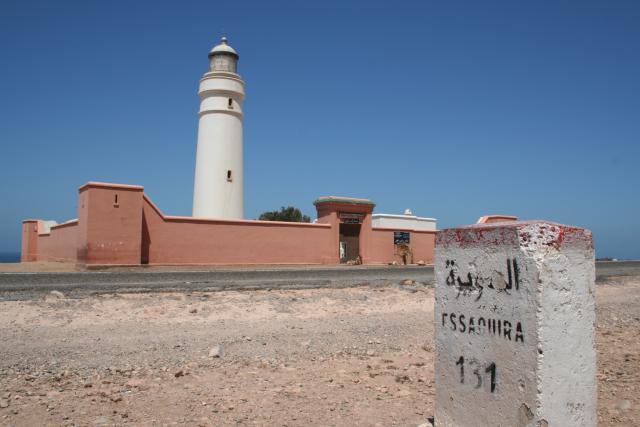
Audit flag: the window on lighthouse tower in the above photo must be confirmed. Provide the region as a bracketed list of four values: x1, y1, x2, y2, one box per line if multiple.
[227, 170, 233, 182]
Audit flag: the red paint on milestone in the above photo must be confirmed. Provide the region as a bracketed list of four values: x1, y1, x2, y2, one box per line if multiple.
[437, 221, 592, 250]
[437, 226, 516, 248]
[544, 225, 592, 250]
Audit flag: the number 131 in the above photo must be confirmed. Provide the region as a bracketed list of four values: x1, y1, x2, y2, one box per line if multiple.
[455, 356, 496, 392]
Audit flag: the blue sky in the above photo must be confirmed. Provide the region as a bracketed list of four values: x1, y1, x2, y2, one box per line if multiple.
[1, 0, 639, 259]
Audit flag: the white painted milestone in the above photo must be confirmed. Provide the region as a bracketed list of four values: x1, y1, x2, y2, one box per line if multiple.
[434, 221, 596, 427]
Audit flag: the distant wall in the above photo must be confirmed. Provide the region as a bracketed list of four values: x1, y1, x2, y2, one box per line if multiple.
[21, 220, 40, 262]
[477, 215, 518, 224]
[37, 221, 79, 262]
[142, 196, 335, 265]
[369, 227, 435, 264]
[410, 230, 436, 263]
[22, 182, 437, 266]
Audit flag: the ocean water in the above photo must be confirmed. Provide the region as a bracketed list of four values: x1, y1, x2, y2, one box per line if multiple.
[0, 252, 20, 263]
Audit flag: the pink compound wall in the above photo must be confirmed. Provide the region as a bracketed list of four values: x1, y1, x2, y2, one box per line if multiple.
[21, 182, 436, 266]
[37, 221, 79, 262]
[21, 219, 79, 263]
[369, 227, 435, 264]
[141, 196, 335, 265]
[21, 220, 40, 262]
[76, 183, 144, 265]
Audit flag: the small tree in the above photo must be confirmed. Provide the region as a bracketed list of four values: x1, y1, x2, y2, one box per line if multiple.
[259, 206, 311, 223]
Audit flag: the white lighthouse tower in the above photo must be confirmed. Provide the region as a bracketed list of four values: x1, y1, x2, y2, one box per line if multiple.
[192, 37, 245, 219]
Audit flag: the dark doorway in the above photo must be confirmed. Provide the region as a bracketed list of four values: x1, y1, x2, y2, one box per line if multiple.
[141, 211, 150, 265]
[339, 223, 361, 263]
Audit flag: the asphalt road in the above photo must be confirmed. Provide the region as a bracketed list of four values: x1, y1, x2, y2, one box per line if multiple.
[0, 265, 433, 300]
[0, 261, 638, 300]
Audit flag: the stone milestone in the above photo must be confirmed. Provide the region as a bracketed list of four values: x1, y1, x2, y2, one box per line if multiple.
[434, 221, 596, 427]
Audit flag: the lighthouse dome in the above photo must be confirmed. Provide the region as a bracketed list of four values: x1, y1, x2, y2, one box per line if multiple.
[207, 37, 239, 73]
[208, 37, 239, 58]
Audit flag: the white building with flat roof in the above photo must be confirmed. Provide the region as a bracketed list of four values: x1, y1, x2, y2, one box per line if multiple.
[371, 209, 437, 231]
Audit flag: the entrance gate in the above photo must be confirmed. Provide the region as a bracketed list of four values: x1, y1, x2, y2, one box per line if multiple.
[339, 223, 361, 263]
[338, 212, 363, 263]
[313, 196, 376, 264]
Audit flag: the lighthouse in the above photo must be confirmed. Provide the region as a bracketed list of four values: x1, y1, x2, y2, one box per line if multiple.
[192, 37, 245, 218]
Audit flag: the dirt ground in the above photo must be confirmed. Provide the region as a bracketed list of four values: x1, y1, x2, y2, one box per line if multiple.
[0, 279, 639, 427]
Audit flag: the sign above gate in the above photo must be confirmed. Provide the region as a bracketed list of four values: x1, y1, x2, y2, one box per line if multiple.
[339, 212, 364, 224]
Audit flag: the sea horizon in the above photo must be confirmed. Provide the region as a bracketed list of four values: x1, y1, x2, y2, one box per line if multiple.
[0, 252, 20, 263]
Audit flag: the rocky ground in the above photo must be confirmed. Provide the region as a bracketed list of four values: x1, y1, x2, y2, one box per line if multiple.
[0, 278, 638, 427]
